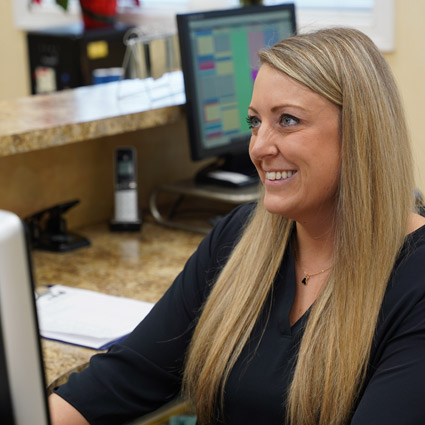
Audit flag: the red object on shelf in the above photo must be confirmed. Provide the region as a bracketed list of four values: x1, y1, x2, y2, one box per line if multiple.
[30, 0, 141, 29]
[79, 0, 118, 29]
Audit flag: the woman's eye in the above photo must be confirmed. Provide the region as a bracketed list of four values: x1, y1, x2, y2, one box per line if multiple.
[246, 115, 260, 129]
[280, 114, 299, 127]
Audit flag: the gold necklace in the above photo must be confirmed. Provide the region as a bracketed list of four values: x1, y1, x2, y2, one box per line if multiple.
[293, 237, 333, 285]
[301, 266, 332, 285]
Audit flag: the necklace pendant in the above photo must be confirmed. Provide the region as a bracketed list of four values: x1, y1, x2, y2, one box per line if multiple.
[302, 274, 310, 285]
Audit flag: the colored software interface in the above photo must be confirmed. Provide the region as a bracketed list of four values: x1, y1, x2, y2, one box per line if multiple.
[189, 11, 294, 150]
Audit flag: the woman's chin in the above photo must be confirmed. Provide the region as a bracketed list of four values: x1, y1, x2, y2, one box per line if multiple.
[263, 198, 295, 218]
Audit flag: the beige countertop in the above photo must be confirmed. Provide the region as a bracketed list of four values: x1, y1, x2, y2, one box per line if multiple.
[0, 72, 185, 157]
[32, 219, 203, 387]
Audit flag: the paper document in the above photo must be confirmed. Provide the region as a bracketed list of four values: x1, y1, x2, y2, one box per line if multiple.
[36, 285, 154, 350]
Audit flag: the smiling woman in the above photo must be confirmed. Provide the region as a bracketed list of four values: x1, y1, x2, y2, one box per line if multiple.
[182, 27, 425, 425]
[46, 26, 425, 425]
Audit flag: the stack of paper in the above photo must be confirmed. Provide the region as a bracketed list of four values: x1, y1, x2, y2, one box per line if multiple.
[36, 285, 154, 350]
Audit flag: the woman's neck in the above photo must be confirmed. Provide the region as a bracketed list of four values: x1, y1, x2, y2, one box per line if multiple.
[294, 221, 335, 272]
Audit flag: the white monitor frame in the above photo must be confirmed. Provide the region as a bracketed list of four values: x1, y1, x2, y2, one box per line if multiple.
[0, 210, 50, 425]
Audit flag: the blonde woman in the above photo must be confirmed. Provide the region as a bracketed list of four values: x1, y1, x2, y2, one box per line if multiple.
[50, 28, 425, 425]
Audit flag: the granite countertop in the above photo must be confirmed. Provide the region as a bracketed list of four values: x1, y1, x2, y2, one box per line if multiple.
[0, 72, 185, 157]
[33, 220, 203, 387]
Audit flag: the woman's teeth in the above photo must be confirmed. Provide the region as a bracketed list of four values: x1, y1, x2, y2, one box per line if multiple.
[265, 170, 295, 181]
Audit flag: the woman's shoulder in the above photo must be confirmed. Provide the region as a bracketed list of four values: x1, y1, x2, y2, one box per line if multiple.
[189, 201, 257, 276]
[406, 212, 425, 235]
[207, 201, 257, 246]
[384, 221, 425, 303]
[402, 219, 425, 261]
[373, 223, 425, 347]
[217, 201, 257, 227]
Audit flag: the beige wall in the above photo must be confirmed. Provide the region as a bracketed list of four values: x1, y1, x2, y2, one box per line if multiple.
[383, 0, 425, 195]
[0, 1, 30, 99]
[1, 0, 425, 228]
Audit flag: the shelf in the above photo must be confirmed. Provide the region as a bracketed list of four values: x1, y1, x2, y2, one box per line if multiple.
[0, 72, 185, 157]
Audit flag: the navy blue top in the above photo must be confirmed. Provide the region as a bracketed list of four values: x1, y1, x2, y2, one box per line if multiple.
[55, 203, 425, 424]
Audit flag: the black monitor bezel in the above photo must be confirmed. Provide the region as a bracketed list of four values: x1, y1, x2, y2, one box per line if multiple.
[176, 3, 296, 162]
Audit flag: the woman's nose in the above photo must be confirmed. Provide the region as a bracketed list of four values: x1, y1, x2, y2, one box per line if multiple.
[249, 126, 278, 160]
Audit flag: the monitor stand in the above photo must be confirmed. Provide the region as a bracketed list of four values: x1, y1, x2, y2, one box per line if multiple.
[149, 178, 261, 233]
[194, 153, 259, 188]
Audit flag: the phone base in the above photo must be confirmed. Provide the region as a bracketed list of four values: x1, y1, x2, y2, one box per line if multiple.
[109, 220, 142, 232]
[37, 232, 90, 252]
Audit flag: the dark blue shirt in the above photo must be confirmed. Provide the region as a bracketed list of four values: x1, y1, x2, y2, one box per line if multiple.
[56, 203, 425, 424]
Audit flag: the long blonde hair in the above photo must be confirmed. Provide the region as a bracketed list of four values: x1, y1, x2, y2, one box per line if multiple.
[183, 28, 415, 425]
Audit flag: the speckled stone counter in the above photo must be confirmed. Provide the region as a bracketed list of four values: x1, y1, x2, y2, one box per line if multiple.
[32, 220, 203, 387]
[0, 73, 185, 157]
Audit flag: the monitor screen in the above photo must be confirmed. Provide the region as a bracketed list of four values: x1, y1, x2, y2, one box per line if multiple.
[177, 4, 296, 185]
[0, 211, 50, 425]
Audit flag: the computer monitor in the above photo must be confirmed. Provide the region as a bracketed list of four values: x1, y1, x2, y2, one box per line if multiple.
[0, 210, 50, 424]
[177, 3, 296, 187]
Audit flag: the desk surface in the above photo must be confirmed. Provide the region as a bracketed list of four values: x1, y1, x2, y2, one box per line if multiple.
[32, 220, 203, 386]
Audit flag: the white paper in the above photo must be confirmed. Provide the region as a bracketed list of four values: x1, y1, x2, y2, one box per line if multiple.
[36, 285, 154, 350]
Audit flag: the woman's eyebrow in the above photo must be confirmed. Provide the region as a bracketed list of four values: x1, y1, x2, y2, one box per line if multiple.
[271, 104, 307, 113]
[248, 104, 308, 113]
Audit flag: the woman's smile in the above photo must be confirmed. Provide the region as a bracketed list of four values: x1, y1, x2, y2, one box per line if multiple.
[264, 170, 297, 182]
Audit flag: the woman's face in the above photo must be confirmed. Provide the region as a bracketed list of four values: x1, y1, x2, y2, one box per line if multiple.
[249, 64, 341, 226]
